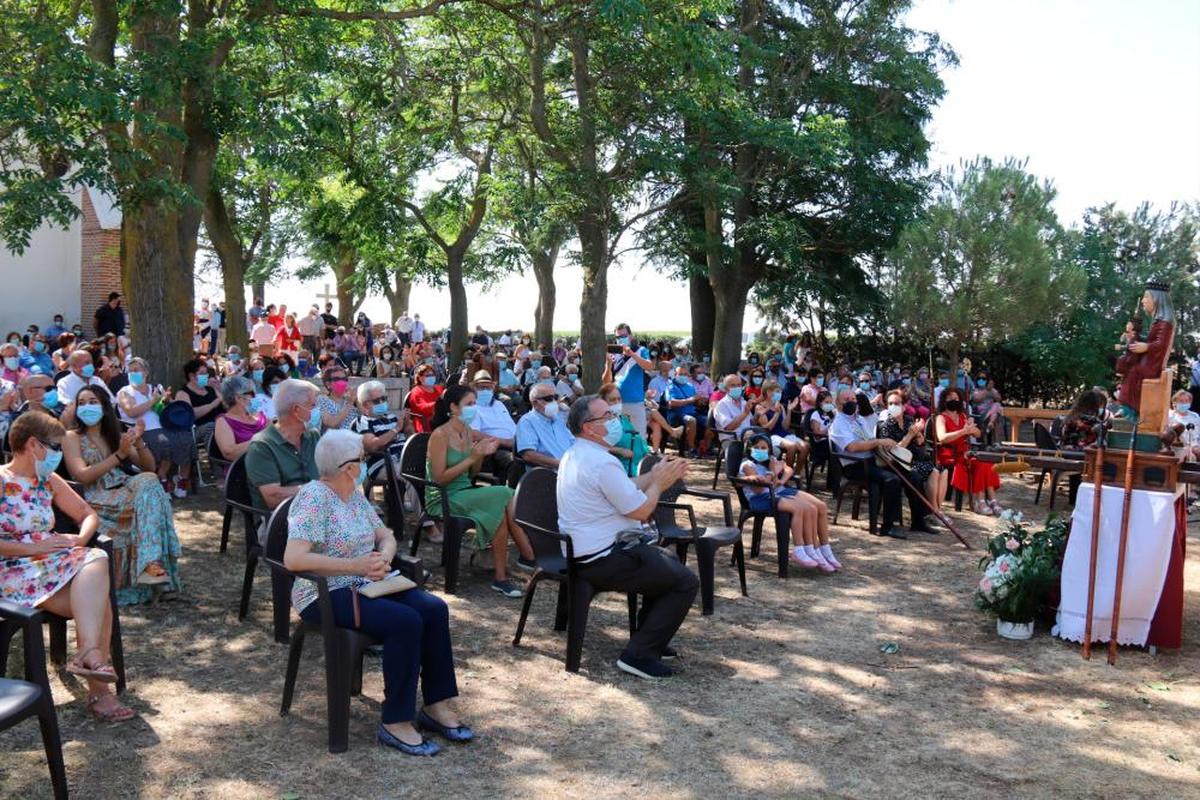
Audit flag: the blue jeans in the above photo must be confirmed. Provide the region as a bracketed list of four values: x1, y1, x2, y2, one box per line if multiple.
[300, 587, 458, 724]
[748, 486, 796, 513]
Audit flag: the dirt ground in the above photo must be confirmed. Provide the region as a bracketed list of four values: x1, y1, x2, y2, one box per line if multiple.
[2, 460, 1198, 800]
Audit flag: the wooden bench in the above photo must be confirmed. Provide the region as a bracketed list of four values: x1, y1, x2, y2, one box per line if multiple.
[1000, 407, 1067, 444]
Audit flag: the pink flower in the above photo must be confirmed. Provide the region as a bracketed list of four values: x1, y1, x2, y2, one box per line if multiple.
[979, 577, 993, 593]
[1005, 538, 1020, 552]
[997, 560, 1011, 574]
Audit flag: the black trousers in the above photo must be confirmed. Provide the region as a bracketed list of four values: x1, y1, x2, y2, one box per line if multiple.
[842, 460, 926, 531]
[576, 545, 698, 660]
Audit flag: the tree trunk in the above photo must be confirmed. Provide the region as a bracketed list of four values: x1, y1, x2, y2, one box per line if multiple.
[689, 271, 715, 359]
[576, 217, 609, 392]
[204, 185, 248, 351]
[382, 273, 412, 324]
[124, 203, 193, 385]
[250, 280, 265, 307]
[531, 244, 559, 348]
[332, 247, 362, 324]
[710, 272, 751, 378]
[446, 248, 469, 374]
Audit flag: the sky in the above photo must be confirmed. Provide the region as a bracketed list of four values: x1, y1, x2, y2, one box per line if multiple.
[204, 0, 1200, 334]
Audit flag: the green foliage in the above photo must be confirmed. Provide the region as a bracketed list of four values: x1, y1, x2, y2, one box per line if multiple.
[891, 157, 1085, 361]
[975, 513, 1068, 623]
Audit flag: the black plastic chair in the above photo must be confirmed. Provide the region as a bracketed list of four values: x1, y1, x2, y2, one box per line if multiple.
[828, 440, 878, 537]
[0, 599, 68, 799]
[1033, 422, 1063, 509]
[400, 433, 468, 594]
[206, 428, 232, 484]
[721, 440, 795, 578]
[219, 455, 287, 642]
[638, 454, 746, 614]
[510, 467, 637, 672]
[48, 490, 127, 693]
[265, 498, 424, 753]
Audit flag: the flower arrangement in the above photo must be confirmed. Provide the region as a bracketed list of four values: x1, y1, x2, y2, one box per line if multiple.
[975, 511, 1069, 623]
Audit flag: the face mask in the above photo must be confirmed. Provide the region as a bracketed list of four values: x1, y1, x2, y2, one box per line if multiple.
[750, 448, 770, 463]
[841, 401, 858, 415]
[459, 405, 478, 424]
[539, 401, 558, 419]
[531, 360, 542, 369]
[945, 399, 962, 412]
[81, 363, 96, 378]
[821, 402, 835, 414]
[696, 372, 706, 381]
[129, 372, 146, 386]
[498, 359, 507, 368]
[330, 380, 348, 395]
[649, 350, 658, 357]
[77, 404, 104, 426]
[976, 378, 987, 388]
[603, 416, 623, 445]
[54, 320, 62, 327]
[815, 377, 825, 387]
[859, 382, 871, 391]
[673, 375, 689, 386]
[751, 377, 763, 385]
[616, 336, 630, 346]
[423, 376, 436, 388]
[771, 392, 782, 404]
[749, 358, 759, 366]
[609, 403, 623, 417]
[888, 403, 904, 418]
[35, 444, 63, 481]
[252, 369, 264, 384]
[372, 402, 389, 416]
[247, 396, 263, 414]
[73, 328, 83, 336]
[3, 357, 18, 370]
[230, 354, 242, 363]
[938, 378, 950, 389]
[42, 389, 59, 408]
[475, 389, 494, 406]
[1176, 403, 1191, 413]
[728, 387, 744, 399]
[307, 406, 323, 429]
[541, 378, 554, 386]
[33, 341, 45, 353]
[354, 462, 367, 487]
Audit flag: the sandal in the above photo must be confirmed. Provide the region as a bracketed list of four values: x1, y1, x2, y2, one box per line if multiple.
[87, 693, 136, 723]
[137, 562, 170, 585]
[66, 647, 118, 684]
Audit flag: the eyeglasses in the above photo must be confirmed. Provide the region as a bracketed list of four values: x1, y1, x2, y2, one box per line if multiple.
[37, 439, 62, 453]
[338, 458, 363, 468]
[584, 412, 617, 423]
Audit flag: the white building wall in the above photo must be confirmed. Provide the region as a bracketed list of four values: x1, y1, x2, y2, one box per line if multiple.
[0, 199, 84, 332]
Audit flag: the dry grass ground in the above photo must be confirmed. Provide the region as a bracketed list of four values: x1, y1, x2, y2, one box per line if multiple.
[2, 461, 1198, 800]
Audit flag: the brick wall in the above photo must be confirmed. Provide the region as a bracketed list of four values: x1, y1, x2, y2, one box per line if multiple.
[79, 189, 121, 337]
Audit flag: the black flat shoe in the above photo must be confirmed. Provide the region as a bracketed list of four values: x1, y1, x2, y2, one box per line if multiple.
[377, 723, 441, 756]
[875, 527, 908, 540]
[417, 710, 475, 743]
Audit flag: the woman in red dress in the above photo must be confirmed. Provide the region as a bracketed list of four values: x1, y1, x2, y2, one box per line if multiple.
[274, 313, 303, 355]
[406, 363, 443, 433]
[935, 387, 1002, 515]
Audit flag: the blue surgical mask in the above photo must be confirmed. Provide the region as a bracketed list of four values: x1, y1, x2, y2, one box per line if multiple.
[129, 372, 145, 386]
[939, 378, 950, 389]
[728, 387, 744, 399]
[976, 378, 987, 388]
[423, 376, 436, 388]
[308, 406, 322, 429]
[196, 374, 209, 388]
[750, 448, 770, 463]
[476, 389, 494, 406]
[815, 377, 825, 387]
[35, 444, 62, 481]
[821, 402, 835, 414]
[3, 357, 18, 370]
[673, 375, 688, 385]
[771, 391, 782, 404]
[603, 416, 623, 445]
[34, 341, 46, 353]
[247, 396, 263, 414]
[616, 336, 630, 347]
[372, 402, 389, 416]
[42, 389, 59, 408]
[859, 381, 871, 391]
[355, 462, 367, 487]
[460, 405, 478, 424]
[497, 360, 507, 368]
[531, 360, 542, 369]
[77, 404, 104, 427]
[230, 354, 242, 363]
[1176, 402, 1191, 413]
[252, 369, 264, 384]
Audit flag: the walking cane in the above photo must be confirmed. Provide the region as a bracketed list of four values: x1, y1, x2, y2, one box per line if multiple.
[876, 447, 970, 549]
[1082, 419, 1108, 660]
[1107, 419, 1139, 665]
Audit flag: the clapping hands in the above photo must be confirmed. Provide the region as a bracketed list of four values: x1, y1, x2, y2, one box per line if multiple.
[651, 456, 688, 490]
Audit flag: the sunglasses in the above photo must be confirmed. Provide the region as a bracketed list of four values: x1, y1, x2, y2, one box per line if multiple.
[37, 439, 63, 453]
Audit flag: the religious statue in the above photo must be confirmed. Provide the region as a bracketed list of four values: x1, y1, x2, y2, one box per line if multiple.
[1115, 280, 1175, 422]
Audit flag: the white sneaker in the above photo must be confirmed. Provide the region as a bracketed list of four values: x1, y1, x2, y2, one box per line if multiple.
[173, 485, 188, 499]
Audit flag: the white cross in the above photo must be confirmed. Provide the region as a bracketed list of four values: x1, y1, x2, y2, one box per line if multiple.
[316, 283, 336, 308]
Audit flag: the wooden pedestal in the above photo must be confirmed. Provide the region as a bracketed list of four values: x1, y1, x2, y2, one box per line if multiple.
[1083, 446, 1182, 493]
[1138, 368, 1174, 434]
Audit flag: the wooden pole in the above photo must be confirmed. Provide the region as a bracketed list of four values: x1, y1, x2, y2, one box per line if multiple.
[876, 447, 970, 549]
[1107, 421, 1139, 665]
[1082, 421, 1107, 660]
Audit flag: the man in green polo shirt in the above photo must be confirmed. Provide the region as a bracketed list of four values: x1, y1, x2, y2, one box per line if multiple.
[245, 378, 322, 511]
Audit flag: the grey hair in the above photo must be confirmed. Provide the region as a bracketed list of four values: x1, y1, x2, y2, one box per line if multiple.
[357, 379, 386, 405]
[220, 375, 255, 408]
[127, 357, 149, 374]
[314, 429, 364, 478]
[274, 378, 318, 418]
[567, 394, 600, 435]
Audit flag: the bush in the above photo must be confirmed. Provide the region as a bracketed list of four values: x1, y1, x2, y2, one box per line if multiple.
[975, 512, 1068, 623]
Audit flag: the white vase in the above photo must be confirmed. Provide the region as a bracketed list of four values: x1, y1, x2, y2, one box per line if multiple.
[996, 619, 1034, 640]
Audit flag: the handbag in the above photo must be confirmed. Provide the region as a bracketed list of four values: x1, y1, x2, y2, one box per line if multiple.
[350, 571, 417, 629]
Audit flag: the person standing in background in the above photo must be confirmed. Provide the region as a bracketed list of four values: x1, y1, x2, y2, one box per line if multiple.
[94, 292, 126, 338]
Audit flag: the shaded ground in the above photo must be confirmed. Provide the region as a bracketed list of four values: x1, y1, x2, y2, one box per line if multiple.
[2, 461, 1198, 799]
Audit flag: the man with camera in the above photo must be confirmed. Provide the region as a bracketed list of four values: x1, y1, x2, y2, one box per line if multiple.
[602, 323, 655, 438]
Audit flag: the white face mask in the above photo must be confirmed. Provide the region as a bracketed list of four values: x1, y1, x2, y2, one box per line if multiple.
[888, 404, 904, 418]
[538, 400, 558, 419]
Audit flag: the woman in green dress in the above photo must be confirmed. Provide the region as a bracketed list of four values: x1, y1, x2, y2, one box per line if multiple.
[426, 383, 535, 598]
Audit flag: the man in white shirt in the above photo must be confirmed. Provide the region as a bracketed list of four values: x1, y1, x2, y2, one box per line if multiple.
[57, 350, 113, 403]
[712, 374, 753, 439]
[250, 314, 277, 349]
[468, 371, 519, 484]
[297, 305, 322, 353]
[557, 395, 697, 679]
[411, 314, 425, 344]
[395, 312, 413, 345]
[828, 387, 918, 539]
